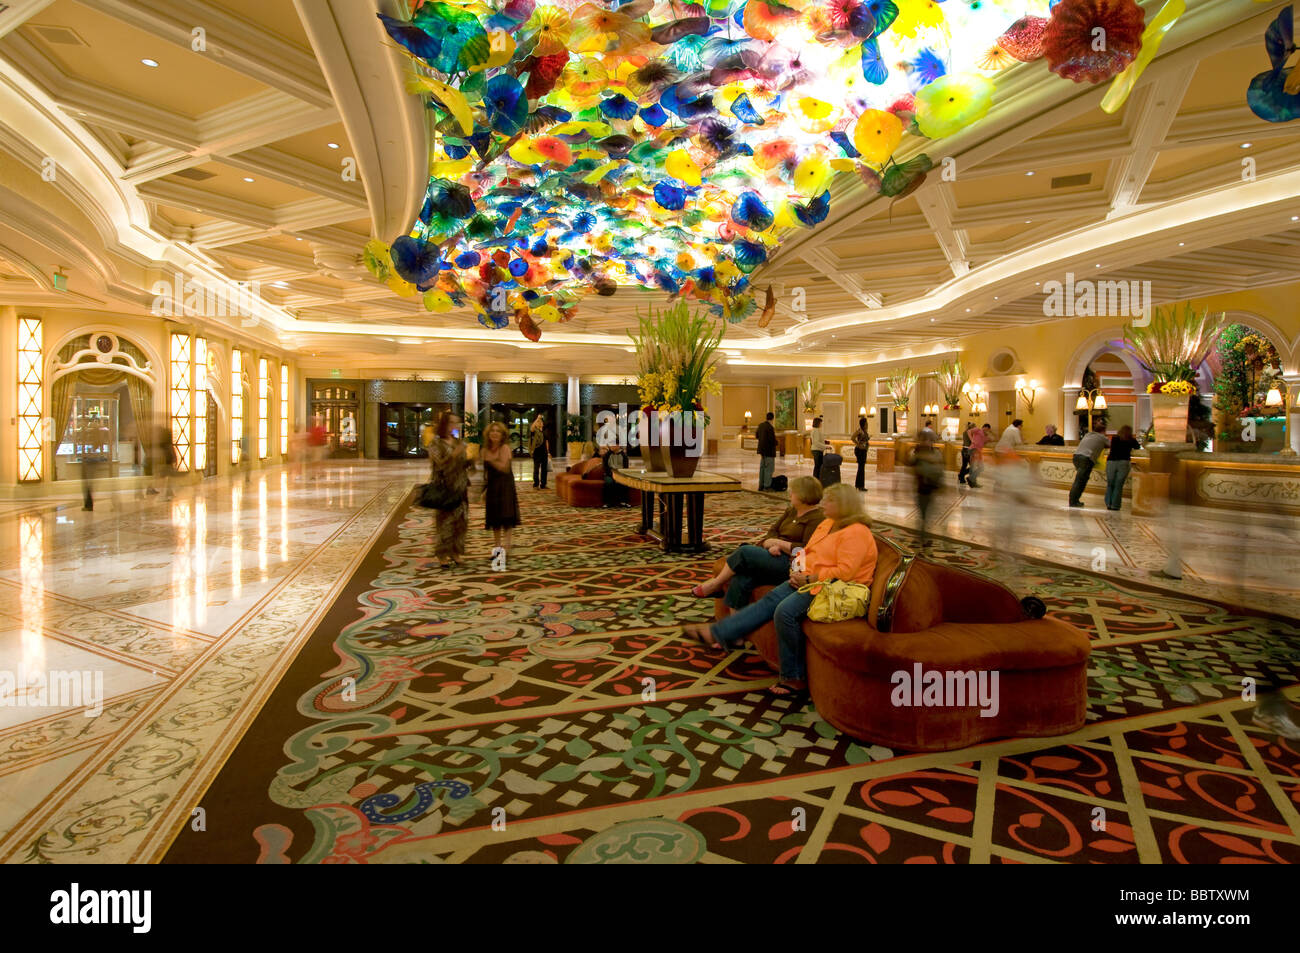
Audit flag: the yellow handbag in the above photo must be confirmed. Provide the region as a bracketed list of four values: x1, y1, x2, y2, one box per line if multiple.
[798, 579, 872, 623]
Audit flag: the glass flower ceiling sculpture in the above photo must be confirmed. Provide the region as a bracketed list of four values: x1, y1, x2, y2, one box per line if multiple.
[366, 0, 1154, 340]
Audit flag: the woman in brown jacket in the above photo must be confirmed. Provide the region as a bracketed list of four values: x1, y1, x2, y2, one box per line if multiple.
[690, 475, 824, 608]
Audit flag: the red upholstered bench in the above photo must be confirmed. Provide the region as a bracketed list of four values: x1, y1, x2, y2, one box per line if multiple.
[711, 534, 1090, 751]
[556, 457, 640, 508]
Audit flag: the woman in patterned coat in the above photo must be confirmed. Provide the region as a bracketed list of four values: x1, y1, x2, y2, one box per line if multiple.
[428, 411, 472, 568]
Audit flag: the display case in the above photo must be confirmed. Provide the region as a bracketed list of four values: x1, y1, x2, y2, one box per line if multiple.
[54, 396, 119, 479]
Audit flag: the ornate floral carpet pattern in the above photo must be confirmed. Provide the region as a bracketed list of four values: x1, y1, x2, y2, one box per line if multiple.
[163, 488, 1300, 864]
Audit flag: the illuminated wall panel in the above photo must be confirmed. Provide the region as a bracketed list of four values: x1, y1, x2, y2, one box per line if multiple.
[258, 357, 269, 459]
[231, 348, 243, 464]
[279, 363, 289, 455]
[17, 318, 43, 482]
[170, 333, 192, 472]
[194, 337, 208, 473]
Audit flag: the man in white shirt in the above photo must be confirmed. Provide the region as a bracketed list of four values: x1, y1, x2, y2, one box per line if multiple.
[1069, 424, 1110, 507]
[995, 418, 1024, 453]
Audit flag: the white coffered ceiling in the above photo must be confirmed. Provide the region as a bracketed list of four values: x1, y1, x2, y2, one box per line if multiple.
[0, 0, 1298, 376]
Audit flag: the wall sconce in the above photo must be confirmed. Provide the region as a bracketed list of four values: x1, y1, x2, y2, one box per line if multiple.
[859, 405, 867, 417]
[1016, 378, 1041, 413]
[962, 383, 987, 417]
[742, 410, 751, 432]
[867, 406, 876, 417]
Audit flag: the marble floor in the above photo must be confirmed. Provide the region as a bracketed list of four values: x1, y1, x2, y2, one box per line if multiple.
[0, 451, 1294, 862]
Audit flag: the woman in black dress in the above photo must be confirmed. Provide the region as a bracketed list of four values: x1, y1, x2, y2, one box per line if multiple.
[481, 421, 520, 556]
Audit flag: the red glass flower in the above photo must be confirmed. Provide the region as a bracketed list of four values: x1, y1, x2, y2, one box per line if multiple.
[1042, 0, 1144, 84]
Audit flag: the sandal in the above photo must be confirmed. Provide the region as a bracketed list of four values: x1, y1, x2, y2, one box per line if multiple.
[681, 623, 727, 653]
[769, 681, 810, 706]
[690, 584, 722, 599]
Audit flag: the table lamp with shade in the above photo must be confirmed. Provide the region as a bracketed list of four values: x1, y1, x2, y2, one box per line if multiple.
[742, 410, 751, 432]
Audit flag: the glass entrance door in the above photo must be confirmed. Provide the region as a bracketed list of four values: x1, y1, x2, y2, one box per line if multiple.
[493, 404, 554, 457]
[379, 403, 447, 458]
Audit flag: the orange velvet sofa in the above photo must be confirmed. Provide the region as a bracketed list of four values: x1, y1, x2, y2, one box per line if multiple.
[555, 457, 641, 508]
[711, 534, 1090, 751]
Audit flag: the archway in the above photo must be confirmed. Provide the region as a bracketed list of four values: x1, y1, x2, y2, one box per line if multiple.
[1209, 316, 1290, 453]
[1061, 331, 1152, 440]
[48, 331, 159, 482]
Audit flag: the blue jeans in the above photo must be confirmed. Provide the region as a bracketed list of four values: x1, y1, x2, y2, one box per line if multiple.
[711, 581, 816, 681]
[758, 455, 775, 490]
[724, 544, 792, 609]
[1105, 460, 1131, 510]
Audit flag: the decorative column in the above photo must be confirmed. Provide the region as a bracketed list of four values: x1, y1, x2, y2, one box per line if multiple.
[566, 374, 580, 415]
[464, 371, 478, 416]
[1286, 374, 1300, 455]
[1062, 387, 1080, 441]
[16, 314, 43, 483]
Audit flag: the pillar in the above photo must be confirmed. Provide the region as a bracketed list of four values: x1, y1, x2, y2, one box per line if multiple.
[1062, 388, 1080, 441]
[464, 371, 478, 417]
[1286, 375, 1300, 455]
[566, 374, 580, 415]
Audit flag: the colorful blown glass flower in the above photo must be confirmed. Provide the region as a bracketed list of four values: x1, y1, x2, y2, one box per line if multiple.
[375, 0, 1050, 337]
[1042, 0, 1145, 84]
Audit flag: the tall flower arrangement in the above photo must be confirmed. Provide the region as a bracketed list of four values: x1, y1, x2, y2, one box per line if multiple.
[1124, 304, 1225, 386]
[628, 300, 724, 418]
[937, 359, 967, 410]
[886, 367, 919, 411]
[799, 377, 825, 416]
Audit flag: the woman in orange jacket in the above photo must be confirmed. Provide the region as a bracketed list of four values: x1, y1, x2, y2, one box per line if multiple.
[683, 484, 878, 703]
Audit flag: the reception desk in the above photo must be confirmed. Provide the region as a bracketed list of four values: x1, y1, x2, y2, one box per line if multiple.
[1008, 448, 1300, 514]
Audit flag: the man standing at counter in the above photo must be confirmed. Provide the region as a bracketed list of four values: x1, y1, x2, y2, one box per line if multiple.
[1068, 423, 1110, 508]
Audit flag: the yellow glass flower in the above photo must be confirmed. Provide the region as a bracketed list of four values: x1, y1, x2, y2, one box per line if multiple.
[526, 8, 572, 56]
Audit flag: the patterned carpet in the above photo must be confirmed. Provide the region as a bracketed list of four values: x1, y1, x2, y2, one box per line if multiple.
[163, 487, 1300, 864]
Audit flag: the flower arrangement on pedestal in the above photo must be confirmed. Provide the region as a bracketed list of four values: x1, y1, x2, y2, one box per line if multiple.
[1125, 305, 1224, 444]
[937, 358, 967, 411]
[799, 377, 825, 423]
[629, 300, 723, 476]
[885, 367, 919, 432]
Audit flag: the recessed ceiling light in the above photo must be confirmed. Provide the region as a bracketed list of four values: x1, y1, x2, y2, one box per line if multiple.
[993, 296, 998, 299]
[1024, 220, 1032, 224]
[327, 142, 340, 149]
[1241, 142, 1252, 149]
[296, 236, 304, 241]
[1095, 263, 1101, 268]
[930, 318, 936, 322]
[1025, 171, 1035, 176]
[965, 308, 971, 312]
[141, 58, 159, 67]
[1178, 242, 1185, 246]
[242, 177, 256, 183]
[1035, 281, 1040, 286]
[272, 281, 289, 288]
[1292, 215, 1299, 222]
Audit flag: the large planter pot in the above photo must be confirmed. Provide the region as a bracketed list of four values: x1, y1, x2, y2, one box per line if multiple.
[895, 409, 909, 435]
[667, 443, 701, 478]
[663, 412, 705, 477]
[639, 411, 667, 471]
[1150, 393, 1191, 443]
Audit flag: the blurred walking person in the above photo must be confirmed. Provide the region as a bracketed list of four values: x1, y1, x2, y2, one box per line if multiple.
[907, 432, 945, 550]
[428, 411, 472, 568]
[965, 421, 988, 488]
[79, 414, 111, 511]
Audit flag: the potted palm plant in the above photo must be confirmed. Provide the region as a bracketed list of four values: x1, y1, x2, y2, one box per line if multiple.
[1125, 305, 1225, 444]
